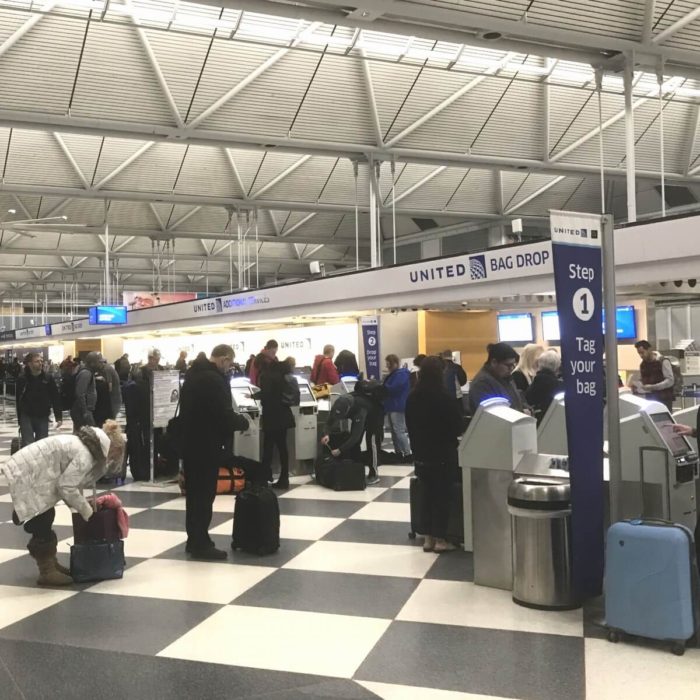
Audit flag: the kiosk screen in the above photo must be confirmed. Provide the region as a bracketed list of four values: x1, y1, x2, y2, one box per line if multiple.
[651, 413, 691, 456]
[232, 389, 257, 410]
[298, 384, 313, 401]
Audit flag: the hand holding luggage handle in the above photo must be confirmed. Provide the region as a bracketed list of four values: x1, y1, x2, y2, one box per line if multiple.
[638, 446, 673, 522]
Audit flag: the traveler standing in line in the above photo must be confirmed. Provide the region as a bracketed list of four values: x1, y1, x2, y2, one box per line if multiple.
[334, 349, 360, 378]
[468, 343, 522, 414]
[175, 350, 188, 372]
[441, 350, 468, 414]
[250, 339, 278, 387]
[259, 358, 300, 489]
[383, 354, 412, 461]
[16, 352, 62, 444]
[102, 358, 122, 419]
[71, 352, 100, 430]
[3, 420, 125, 586]
[244, 354, 256, 377]
[525, 349, 563, 423]
[114, 353, 131, 382]
[409, 354, 426, 389]
[180, 344, 249, 560]
[634, 340, 675, 411]
[93, 363, 112, 428]
[406, 355, 463, 553]
[311, 344, 340, 386]
[511, 343, 544, 394]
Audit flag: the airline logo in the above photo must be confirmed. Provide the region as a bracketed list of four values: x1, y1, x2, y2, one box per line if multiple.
[469, 254, 487, 280]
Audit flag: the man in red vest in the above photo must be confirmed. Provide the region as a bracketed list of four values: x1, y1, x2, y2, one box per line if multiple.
[634, 340, 674, 411]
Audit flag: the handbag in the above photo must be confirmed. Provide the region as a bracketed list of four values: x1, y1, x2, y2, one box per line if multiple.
[72, 508, 121, 544]
[312, 383, 331, 399]
[70, 540, 125, 583]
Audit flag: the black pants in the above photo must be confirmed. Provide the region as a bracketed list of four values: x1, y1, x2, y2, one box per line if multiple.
[12, 508, 56, 542]
[414, 461, 452, 540]
[18, 414, 49, 445]
[261, 428, 289, 483]
[183, 456, 218, 550]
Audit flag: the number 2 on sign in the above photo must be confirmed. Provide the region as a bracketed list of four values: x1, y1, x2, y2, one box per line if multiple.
[573, 287, 594, 322]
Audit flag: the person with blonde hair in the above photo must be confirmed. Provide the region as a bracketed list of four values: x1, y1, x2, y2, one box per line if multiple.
[511, 343, 545, 393]
[2, 420, 126, 586]
[525, 349, 563, 423]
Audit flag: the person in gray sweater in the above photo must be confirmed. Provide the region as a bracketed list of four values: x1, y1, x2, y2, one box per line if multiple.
[468, 342, 523, 415]
[71, 352, 101, 430]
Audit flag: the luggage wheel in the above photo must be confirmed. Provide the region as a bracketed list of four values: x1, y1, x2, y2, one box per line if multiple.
[408, 531, 417, 540]
[671, 642, 686, 656]
[606, 629, 621, 644]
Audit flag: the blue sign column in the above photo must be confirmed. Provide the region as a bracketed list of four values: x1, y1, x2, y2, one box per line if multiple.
[361, 316, 380, 380]
[550, 211, 605, 600]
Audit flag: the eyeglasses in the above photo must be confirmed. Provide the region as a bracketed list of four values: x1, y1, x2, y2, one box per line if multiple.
[500, 361, 517, 371]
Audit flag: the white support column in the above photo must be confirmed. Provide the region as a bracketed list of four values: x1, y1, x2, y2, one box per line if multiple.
[54, 133, 90, 189]
[651, 6, 700, 44]
[281, 212, 316, 237]
[642, 0, 656, 44]
[223, 148, 248, 196]
[369, 160, 380, 268]
[359, 46, 384, 147]
[624, 58, 637, 222]
[505, 175, 565, 214]
[169, 206, 202, 230]
[0, 1, 56, 59]
[389, 166, 447, 206]
[93, 142, 155, 190]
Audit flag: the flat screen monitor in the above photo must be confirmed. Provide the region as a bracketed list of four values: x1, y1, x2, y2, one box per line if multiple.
[602, 305, 637, 340]
[88, 305, 128, 325]
[650, 412, 692, 456]
[231, 388, 257, 410]
[541, 310, 560, 341]
[497, 313, 534, 343]
[298, 383, 314, 402]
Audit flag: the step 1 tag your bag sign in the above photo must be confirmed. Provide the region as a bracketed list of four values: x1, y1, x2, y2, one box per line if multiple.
[550, 210, 605, 601]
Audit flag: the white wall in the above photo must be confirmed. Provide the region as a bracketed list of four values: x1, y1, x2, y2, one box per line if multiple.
[101, 336, 124, 363]
[379, 311, 419, 361]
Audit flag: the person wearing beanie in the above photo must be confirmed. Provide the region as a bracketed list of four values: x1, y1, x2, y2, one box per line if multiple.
[2, 420, 126, 586]
[468, 342, 523, 414]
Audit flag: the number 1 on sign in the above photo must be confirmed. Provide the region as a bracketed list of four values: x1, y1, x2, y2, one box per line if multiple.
[573, 287, 594, 322]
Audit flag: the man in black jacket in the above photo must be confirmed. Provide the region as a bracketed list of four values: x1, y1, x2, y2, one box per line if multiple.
[16, 353, 62, 445]
[180, 344, 249, 560]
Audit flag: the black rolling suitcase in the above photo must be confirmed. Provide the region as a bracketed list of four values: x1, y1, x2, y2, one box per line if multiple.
[231, 485, 280, 555]
[408, 476, 464, 543]
[315, 455, 366, 491]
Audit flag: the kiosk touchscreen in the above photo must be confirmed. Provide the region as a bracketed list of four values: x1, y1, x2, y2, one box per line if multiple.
[620, 404, 698, 530]
[288, 377, 318, 472]
[459, 398, 538, 590]
[230, 378, 261, 462]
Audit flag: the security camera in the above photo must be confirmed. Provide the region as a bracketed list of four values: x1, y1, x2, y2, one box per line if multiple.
[689, 279, 697, 288]
[674, 280, 683, 288]
[461, 301, 468, 307]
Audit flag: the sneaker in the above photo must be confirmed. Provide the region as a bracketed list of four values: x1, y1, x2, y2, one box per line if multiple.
[433, 539, 457, 553]
[271, 480, 290, 490]
[422, 536, 435, 552]
[188, 545, 228, 561]
[366, 473, 380, 485]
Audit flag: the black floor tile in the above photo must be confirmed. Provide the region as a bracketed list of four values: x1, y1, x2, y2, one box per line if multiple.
[424, 548, 474, 582]
[374, 475, 404, 488]
[277, 498, 366, 518]
[322, 519, 423, 547]
[0, 638, 382, 700]
[355, 620, 585, 700]
[157, 534, 313, 568]
[233, 569, 420, 619]
[0, 523, 73, 550]
[372, 488, 410, 504]
[0, 592, 220, 655]
[127, 508, 232, 532]
[105, 491, 182, 509]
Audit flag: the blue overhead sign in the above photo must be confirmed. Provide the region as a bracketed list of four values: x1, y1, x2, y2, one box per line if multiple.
[89, 305, 128, 325]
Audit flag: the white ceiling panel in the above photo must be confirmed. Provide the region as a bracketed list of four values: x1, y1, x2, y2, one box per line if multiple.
[173, 145, 241, 198]
[514, 176, 585, 215]
[107, 142, 186, 194]
[445, 168, 499, 213]
[92, 138, 154, 187]
[61, 198, 110, 226]
[58, 134, 103, 186]
[319, 160, 371, 206]
[393, 167, 466, 209]
[262, 156, 338, 202]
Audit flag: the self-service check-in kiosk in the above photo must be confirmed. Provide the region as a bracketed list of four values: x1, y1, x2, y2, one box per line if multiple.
[288, 377, 318, 474]
[459, 398, 540, 590]
[230, 378, 262, 462]
[620, 402, 698, 531]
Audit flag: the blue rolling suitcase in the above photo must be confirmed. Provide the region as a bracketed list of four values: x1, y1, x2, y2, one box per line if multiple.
[605, 447, 700, 655]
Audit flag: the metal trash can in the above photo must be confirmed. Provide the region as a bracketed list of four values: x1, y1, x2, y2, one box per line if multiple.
[507, 476, 579, 610]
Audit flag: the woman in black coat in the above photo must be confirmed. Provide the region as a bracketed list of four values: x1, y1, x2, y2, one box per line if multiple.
[525, 349, 563, 424]
[405, 355, 464, 553]
[258, 358, 300, 489]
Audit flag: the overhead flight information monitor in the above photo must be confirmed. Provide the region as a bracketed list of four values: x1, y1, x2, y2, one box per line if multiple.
[88, 305, 128, 325]
[497, 313, 534, 343]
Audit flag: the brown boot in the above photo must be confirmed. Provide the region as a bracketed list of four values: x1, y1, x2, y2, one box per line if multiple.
[27, 537, 73, 586]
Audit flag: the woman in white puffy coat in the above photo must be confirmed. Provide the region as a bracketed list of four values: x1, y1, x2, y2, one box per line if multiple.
[1, 420, 125, 586]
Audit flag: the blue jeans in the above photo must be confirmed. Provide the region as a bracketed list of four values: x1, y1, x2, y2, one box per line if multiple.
[387, 411, 411, 456]
[19, 414, 49, 446]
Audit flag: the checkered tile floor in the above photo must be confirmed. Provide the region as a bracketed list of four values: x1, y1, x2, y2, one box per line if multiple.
[0, 417, 698, 699]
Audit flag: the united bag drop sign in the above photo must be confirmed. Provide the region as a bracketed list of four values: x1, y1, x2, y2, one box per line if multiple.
[550, 210, 605, 600]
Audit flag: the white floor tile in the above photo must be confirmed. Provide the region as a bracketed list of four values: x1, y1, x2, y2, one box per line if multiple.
[284, 541, 437, 579]
[0, 547, 25, 564]
[0, 585, 77, 630]
[356, 681, 515, 700]
[280, 484, 387, 502]
[397, 580, 583, 638]
[88, 558, 276, 604]
[279, 514, 345, 540]
[158, 605, 390, 678]
[153, 494, 235, 514]
[112, 482, 180, 494]
[375, 466, 414, 477]
[392, 477, 412, 490]
[0, 493, 12, 503]
[585, 638, 700, 700]
[208, 519, 234, 536]
[57, 528, 187, 558]
[350, 501, 411, 523]
[288, 474, 314, 485]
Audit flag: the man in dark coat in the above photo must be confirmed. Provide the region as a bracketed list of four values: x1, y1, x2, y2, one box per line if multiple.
[180, 344, 249, 560]
[16, 352, 62, 445]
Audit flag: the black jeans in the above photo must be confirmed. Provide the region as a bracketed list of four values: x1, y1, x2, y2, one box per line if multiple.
[183, 456, 219, 550]
[12, 508, 56, 542]
[18, 414, 49, 445]
[414, 461, 452, 540]
[261, 428, 289, 482]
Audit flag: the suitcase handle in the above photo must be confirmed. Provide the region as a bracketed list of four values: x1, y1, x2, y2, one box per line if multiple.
[638, 446, 672, 521]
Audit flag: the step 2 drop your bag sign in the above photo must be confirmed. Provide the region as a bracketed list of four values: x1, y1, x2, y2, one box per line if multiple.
[550, 210, 605, 600]
[361, 316, 380, 380]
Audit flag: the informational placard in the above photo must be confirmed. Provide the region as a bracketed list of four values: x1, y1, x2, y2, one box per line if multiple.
[152, 370, 181, 429]
[550, 210, 605, 600]
[361, 316, 380, 380]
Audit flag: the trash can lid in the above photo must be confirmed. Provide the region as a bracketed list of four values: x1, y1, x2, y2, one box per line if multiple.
[508, 476, 570, 511]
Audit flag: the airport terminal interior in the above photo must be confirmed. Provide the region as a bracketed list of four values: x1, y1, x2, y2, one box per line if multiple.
[2, 0, 700, 698]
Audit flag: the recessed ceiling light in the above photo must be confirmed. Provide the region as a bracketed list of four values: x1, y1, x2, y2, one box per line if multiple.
[7, 209, 16, 214]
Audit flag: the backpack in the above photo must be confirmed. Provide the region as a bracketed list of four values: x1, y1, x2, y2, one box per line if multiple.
[665, 357, 683, 397]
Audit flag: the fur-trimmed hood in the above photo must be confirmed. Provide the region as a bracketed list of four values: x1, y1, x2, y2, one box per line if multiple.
[76, 426, 109, 471]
